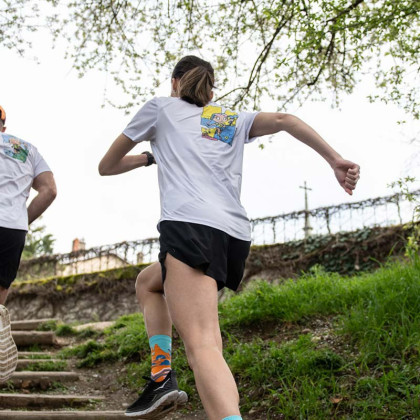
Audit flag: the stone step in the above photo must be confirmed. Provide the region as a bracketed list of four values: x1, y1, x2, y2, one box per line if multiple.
[0, 393, 104, 408]
[2, 371, 79, 389]
[1, 359, 64, 372]
[12, 331, 56, 347]
[0, 411, 126, 419]
[18, 351, 54, 359]
[12, 319, 59, 331]
[16, 359, 65, 370]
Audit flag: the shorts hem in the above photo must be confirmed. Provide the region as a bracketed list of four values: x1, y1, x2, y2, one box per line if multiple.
[0, 277, 13, 289]
[160, 250, 225, 290]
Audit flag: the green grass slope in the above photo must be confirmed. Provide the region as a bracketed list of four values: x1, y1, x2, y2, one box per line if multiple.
[62, 258, 420, 419]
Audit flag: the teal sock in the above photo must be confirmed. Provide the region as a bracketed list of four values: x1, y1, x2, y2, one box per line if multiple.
[149, 334, 171, 382]
[222, 417, 242, 420]
[149, 334, 171, 353]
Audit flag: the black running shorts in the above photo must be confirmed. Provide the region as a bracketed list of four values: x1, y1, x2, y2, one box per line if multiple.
[0, 226, 26, 289]
[158, 221, 251, 291]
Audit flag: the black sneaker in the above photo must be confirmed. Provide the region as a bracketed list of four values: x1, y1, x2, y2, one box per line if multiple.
[125, 370, 188, 418]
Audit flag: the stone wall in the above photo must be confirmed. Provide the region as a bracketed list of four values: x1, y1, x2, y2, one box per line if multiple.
[7, 265, 145, 323]
[7, 225, 412, 322]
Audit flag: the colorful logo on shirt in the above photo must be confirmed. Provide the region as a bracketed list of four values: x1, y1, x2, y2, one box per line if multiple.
[201, 105, 238, 146]
[2, 134, 29, 163]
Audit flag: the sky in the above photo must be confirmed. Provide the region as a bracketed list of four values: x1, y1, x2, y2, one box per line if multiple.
[1, 33, 419, 254]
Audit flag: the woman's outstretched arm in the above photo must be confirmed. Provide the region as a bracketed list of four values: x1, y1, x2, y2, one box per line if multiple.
[249, 112, 360, 195]
[99, 133, 151, 176]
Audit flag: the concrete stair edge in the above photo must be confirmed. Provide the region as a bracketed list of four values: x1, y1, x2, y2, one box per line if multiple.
[12, 331, 57, 346]
[11, 319, 59, 331]
[10, 371, 79, 379]
[0, 411, 126, 419]
[0, 393, 105, 408]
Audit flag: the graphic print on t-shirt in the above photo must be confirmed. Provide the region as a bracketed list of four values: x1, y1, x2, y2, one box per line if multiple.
[201, 105, 238, 146]
[2, 134, 29, 163]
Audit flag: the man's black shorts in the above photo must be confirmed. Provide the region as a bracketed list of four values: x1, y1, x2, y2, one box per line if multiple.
[0, 227, 26, 289]
[158, 221, 251, 291]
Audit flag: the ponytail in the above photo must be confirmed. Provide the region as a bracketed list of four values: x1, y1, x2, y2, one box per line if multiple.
[178, 67, 214, 107]
[172, 56, 214, 107]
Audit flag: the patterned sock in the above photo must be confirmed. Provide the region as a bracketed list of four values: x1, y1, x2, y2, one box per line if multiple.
[149, 334, 171, 382]
[222, 417, 242, 420]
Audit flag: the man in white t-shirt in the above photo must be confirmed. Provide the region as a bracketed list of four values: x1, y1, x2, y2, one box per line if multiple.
[0, 105, 57, 383]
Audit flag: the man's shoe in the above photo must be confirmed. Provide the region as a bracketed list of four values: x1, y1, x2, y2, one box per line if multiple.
[125, 370, 188, 418]
[0, 305, 18, 383]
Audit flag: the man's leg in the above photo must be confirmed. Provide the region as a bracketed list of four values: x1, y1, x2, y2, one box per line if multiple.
[0, 227, 26, 306]
[164, 253, 241, 420]
[0, 227, 22, 383]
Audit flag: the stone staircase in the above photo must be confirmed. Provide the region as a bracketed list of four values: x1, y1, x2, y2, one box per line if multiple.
[0, 318, 127, 420]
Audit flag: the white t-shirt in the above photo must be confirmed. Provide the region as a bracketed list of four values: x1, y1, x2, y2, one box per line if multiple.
[0, 133, 51, 231]
[123, 97, 258, 241]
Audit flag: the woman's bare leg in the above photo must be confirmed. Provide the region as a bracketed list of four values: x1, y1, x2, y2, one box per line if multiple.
[163, 253, 240, 420]
[135, 262, 171, 337]
[0, 287, 8, 305]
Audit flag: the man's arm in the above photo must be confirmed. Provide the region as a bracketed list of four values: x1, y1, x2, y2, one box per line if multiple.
[249, 112, 360, 195]
[28, 171, 57, 225]
[99, 133, 150, 176]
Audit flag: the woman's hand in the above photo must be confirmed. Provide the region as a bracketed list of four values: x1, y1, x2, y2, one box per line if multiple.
[332, 158, 360, 195]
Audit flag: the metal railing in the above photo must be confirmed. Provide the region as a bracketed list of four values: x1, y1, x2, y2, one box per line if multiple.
[250, 189, 419, 245]
[17, 189, 419, 280]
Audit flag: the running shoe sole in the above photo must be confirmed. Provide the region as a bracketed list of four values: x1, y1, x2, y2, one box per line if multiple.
[125, 390, 188, 418]
[0, 305, 18, 384]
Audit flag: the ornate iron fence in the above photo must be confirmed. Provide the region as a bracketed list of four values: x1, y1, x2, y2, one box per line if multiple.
[250, 189, 419, 245]
[17, 189, 419, 280]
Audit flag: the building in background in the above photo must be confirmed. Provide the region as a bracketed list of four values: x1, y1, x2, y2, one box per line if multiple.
[58, 238, 129, 276]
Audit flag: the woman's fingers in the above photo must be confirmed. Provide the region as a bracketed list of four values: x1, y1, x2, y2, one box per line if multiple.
[345, 176, 358, 186]
[334, 160, 360, 195]
[344, 168, 359, 195]
[348, 165, 360, 176]
[346, 172, 359, 181]
[346, 165, 360, 191]
[345, 180, 356, 190]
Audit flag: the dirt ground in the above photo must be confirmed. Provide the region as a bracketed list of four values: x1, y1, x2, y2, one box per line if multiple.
[62, 357, 275, 419]
[56, 319, 336, 420]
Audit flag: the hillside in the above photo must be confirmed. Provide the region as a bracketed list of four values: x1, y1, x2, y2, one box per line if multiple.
[47, 257, 420, 419]
[8, 224, 413, 322]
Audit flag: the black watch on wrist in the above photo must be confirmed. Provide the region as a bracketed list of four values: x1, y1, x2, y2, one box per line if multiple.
[141, 151, 156, 166]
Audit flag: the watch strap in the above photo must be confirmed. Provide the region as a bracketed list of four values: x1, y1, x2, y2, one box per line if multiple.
[141, 151, 156, 166]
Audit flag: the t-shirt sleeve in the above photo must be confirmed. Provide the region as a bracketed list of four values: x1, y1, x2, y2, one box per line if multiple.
[31, 146, 51, 178]
[240, 111, 260, 144]
[123, 98, 158, 143]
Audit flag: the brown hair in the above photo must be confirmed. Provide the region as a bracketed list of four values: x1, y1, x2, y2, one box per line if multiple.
[172, 56, 214, 107]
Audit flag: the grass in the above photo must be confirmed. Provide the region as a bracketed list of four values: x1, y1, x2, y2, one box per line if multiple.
[21, 354, 53, 359]
[60, 258, 420, 419]
[37, 319, 59, 331]
[23, 360, 67, 372]
[37, 319, 100, 339]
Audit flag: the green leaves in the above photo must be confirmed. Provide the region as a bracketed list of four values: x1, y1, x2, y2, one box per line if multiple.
[22, 220, 55, 259]
[2, 0, 419, 115]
